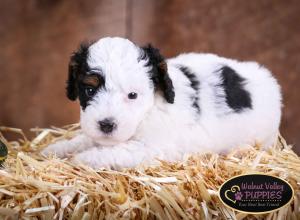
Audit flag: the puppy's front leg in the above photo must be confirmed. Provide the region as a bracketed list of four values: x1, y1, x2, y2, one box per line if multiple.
[72, 141, 154, 170]
[42, 134, 94, 158]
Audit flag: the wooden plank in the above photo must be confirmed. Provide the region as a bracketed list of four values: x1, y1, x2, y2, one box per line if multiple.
[0, 0, 126, 137]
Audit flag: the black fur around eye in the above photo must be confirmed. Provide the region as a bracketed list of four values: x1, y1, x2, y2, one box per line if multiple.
[128, 92, 138, 99]
[85, 87, 96, 97]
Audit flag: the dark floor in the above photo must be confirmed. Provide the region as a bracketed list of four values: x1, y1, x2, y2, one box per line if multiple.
[0, 0, 299, 154]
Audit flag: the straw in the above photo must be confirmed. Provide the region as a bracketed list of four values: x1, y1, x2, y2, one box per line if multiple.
[0, 126, 299, 219]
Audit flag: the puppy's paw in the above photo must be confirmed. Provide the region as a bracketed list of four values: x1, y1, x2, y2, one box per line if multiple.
[41, 141, 70, 158]
[71, 150, 112, 170]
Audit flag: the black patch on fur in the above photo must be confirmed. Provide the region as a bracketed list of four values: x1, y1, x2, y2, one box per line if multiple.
[78, 74, 104, 110]
[67, 41, 104, 110]
[140, 44, 175, 104]
[219, 66, 252, 112]
[178, 65, 200, 114]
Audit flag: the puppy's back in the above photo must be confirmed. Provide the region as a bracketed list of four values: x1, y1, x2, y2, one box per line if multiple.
[167, 53, 282, 150]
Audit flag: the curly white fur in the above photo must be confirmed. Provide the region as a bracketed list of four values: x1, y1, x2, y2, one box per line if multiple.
[42, 37, 282, 169]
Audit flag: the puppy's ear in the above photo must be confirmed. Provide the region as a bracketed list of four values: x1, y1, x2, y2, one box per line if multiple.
[141, 44, 175, 103]
[66, 42, 90, 101]
[66, 56, 79, 101]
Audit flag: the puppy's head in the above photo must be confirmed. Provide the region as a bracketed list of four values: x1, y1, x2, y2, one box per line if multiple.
[67, 37, 174, 145]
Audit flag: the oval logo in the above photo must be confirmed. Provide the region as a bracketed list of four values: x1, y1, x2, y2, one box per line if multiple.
[219, 174, 294, 214]
[0, 140, 8, 166]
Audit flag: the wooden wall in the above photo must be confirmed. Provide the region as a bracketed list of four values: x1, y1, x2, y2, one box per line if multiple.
[0, 0, 299, 154]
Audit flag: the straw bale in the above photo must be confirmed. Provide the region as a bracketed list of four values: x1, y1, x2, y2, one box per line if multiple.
[0, 125, 299, 219]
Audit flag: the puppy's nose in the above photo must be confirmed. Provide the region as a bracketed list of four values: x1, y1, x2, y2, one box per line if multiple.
[98, 118, 116, 134]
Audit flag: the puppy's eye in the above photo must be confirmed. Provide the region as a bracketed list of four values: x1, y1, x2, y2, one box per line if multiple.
[128, 92, 138, 99]
[85, 87, 96, 97]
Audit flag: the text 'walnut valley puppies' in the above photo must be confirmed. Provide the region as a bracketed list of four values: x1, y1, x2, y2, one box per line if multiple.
[42, 37, 282, 170]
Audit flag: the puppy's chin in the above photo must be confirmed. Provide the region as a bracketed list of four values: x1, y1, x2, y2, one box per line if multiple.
[82, 126, 136, 146]
[89, 132, 131, 146]
[95, 137, 122, 146]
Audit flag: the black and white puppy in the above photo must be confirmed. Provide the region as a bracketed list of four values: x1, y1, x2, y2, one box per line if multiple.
[42, 37, 282, 169]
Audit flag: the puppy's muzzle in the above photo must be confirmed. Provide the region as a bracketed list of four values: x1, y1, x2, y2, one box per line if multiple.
[98, 118, 117, 134]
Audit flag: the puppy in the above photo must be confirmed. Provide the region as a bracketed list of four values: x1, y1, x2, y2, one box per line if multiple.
[42, 37, 282, 169]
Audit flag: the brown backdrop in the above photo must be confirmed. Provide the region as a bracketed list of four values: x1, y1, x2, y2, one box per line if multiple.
[0, 0, 299, 154]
